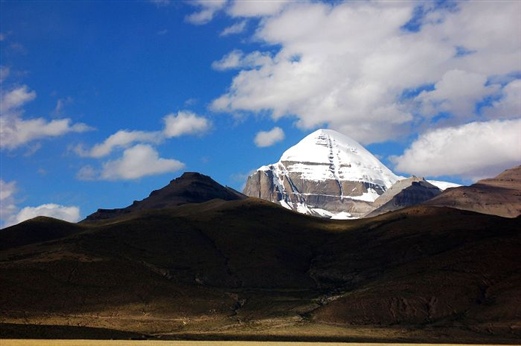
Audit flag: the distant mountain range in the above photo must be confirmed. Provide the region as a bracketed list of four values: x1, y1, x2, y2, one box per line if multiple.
[1, 165, 520, 342]
[243, 129, 459, 218]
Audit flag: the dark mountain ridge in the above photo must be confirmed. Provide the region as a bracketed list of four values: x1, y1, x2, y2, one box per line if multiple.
[84, 172, 246, 221]
[1, 168, 520, 342]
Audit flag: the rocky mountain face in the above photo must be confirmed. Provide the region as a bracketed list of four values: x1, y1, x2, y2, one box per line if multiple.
[243, 129, 400, 218]
[424, 165, 521, 218]
[85, 172, 246, 221]
[366, 177, 442, 217]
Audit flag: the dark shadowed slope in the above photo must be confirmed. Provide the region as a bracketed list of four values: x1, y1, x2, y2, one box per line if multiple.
[1, 196, 520, 342]
[311, 206, 521, 329]
[84, 172, 246, 221]
[0, 216, 86, 251]
[424, 165, 521, 218]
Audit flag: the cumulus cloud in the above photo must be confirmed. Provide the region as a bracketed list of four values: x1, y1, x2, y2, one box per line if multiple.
[415, 69, 499, 119]
[163, 111, 211, 138]
[211, 1, 521, 145]
[228, 0, 291, 17]
[212, 50, 272, 71]
[254, 127, 285, 147]
[186, 0, 227, 25]
[0, 179, 81, 228]
[76, 110, 209, 156]
[13, 204, 81, 225]
[220, 20, 247, 36]
[100, 144, 185, 180]
[76, 129, 163, 158]
[0, 85, 92, 150]
[1, 116, 91, 150]
[76, 165, 98, 181]
[1, 116, 92, 150]
[0, 85, 36, 114]
[75, 111, 209, 180]
[0, 179, 17, 222]
[482, 79, 521, 120]
[391, 119, 521, 180]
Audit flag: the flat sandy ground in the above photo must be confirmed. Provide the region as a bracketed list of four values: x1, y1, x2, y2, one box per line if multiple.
[1, 341, 518, 346]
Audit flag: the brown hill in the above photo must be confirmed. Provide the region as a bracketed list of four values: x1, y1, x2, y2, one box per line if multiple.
[1, 197, 520, 342]
[424, 165, 521, 218]
[84, 172, 246, 221]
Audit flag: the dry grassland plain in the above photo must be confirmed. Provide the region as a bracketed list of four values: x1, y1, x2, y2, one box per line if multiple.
[1, 341, 518, 346]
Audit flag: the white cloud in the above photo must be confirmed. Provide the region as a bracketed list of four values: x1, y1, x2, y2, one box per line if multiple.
[0, 85, 36, 114]
[186, 0, 227, 25]
[212, 50, 272, 71]
[13, 204, 81, 225]
[483, 79, 521, 120]
[0, 180, 81, 228]
[391, 119, 521, 180]
[415, 69, 499, 119]
[0, 66, 9, 84]
[76, 110, 209, 158]
[220, 20, 247, 36]
[0, 85, 92, 150]
[228, 0, 291, 17]
[76, 165, 98, 181]
[0, 179, 17, 222]
[163, 111, 211, 138]
[212, 50, 244, 70]
[77, 129, 163, 158]
[53, 97, 73, 116]
[254, 127, 285, 147]
[0, 116, 92, 150]
[0, 179, 16, 202]
[100, 144, 185, 180]
[75, 111, 208, 180]
[211, 1, 521, 145]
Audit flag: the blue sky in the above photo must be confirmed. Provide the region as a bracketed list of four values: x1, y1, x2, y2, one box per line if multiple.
[1, 0, 520, 227]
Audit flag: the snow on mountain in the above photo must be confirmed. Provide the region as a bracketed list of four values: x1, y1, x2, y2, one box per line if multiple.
[427, 180, 461, 190]
[278, 129, 399, 190]
[244, 129, 401, 218]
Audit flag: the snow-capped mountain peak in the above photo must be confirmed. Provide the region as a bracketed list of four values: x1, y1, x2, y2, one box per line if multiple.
[278, 129, 399, 189]
[244, 129, 401, 218]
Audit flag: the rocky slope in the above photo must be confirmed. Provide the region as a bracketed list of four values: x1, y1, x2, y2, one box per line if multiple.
[84, 172, 246, 221]
[424, 165, 521, 218]
[243, 129, 400, 218]
[366, 177, 442, 217]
